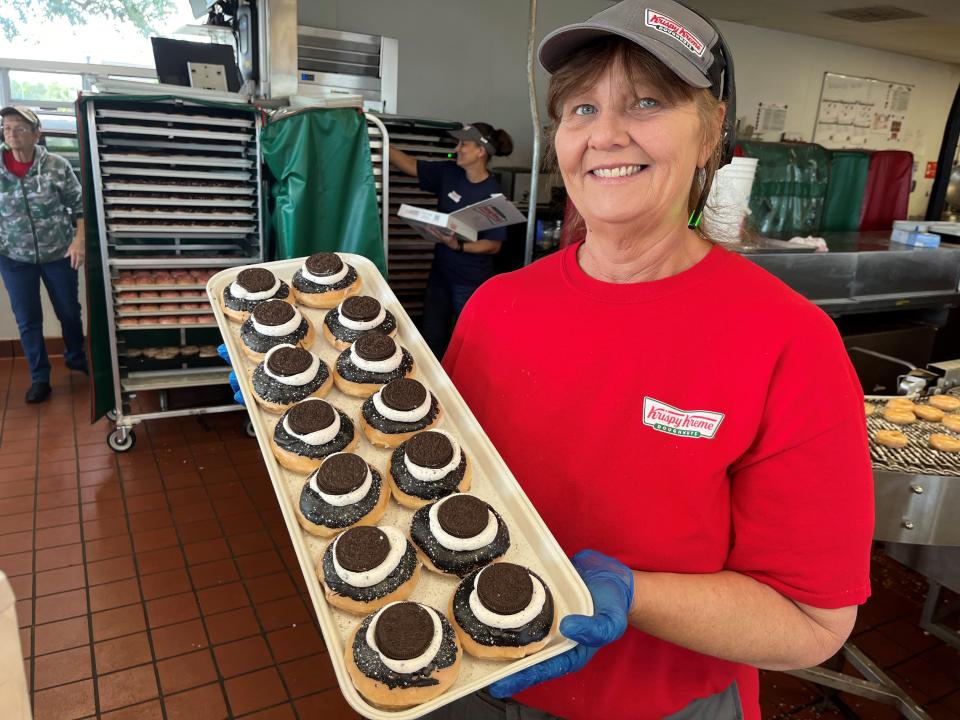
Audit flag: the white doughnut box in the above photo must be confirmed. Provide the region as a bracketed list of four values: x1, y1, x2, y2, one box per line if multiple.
[208, 254, 592, 719]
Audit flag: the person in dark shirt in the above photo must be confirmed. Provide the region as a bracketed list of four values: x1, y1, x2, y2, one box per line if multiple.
[390, 122, 513, 358]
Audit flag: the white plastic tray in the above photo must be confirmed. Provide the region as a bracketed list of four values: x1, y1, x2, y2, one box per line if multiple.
[207, 255, 592, 720]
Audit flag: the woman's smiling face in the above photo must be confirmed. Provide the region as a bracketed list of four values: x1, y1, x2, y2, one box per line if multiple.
[554, 60, 712, 231]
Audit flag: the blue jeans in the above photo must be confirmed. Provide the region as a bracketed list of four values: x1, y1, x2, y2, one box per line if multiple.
[421, 263, 487, 360]
[0, 255, 86, 383]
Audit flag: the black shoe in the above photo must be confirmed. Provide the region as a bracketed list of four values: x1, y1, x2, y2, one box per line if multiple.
[25, 382, 52, 404]
[66, 360, 89, 375]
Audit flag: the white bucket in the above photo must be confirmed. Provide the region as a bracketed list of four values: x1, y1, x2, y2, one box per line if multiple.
[702, 160, 757, 243]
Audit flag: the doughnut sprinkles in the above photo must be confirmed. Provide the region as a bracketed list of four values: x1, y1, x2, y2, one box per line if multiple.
[929, 433, 960, 453]
[360, 378, 443, 448]
[296, 452, 388, 537]
[913, 405, 945, 423]
[929, 394, 960, 412]
[222, 267, 291, 321]
[334, 334, 415, 398]
[323, 295, 398, 350]
[292, 252, 362, 308]
[239, 299, 314, 361]
[411, 493, 509, 577]
[321, 525, 421, 614]
[874, 429, 909, 449]
[251, 344, 332, 414]
[388, 430, 471, 509]
[346, 601, 461, 709]
[270, 398, 357, 473]
[450, 562, 556, 660]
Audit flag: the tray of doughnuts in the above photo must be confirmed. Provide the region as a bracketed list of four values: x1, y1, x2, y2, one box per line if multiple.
[865, 394, 960, 475]
[207, 254, 592, 719]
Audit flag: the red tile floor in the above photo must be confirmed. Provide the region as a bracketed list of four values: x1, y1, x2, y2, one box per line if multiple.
[0, 356, 958, 719]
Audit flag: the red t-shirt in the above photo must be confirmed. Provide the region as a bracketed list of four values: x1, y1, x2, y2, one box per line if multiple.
[443, 242, 873, 720]
[3, 149, 33, 178]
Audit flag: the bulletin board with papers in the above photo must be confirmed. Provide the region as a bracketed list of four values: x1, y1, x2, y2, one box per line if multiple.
[812, 72, 913, 149]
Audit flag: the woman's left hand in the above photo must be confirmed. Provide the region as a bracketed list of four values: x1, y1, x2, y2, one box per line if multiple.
[487, 549, 634, 699]
[65, 237, 85, 269]
[427, 226, 460, 249]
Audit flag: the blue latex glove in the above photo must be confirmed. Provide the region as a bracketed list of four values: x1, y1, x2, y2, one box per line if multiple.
[488, 549, 634, 699]
[217, 343, 246, 406]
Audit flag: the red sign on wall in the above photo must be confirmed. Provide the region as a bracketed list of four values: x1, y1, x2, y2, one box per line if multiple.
[925, 161, 937, 179]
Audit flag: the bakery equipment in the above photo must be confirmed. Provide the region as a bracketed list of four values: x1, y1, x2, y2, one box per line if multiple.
[80, 94, 264, 451]
[787, 389, 960, 719]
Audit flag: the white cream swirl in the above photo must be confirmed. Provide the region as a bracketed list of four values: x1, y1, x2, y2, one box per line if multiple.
[469, 567, 547, 630]
[428, 498, 498, 551]
[404, 430, 462, 482]
[230, 273, 280, 300]
[338, 299, 386, 331]
[263, 344, 321, 386]
[350, 342, 403, 374]
[366, 602, 442, 674]
[302, 258, 349, 285]
[283, 401, 339, 445]
[332, 526, 407, 588]
[308, 453, 373, 506]
[253, 306, 302, 337]
[372, 386, 431, 423]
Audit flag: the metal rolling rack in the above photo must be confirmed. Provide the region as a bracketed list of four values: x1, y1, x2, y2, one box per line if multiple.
[368, 115, 458, 321]
[85, 97, 263, 451]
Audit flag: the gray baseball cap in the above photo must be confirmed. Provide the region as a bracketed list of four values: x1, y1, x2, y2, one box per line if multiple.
[538, 0, 720, 90]
[449, 125, 494, 154]
[1, 105, 41, 127]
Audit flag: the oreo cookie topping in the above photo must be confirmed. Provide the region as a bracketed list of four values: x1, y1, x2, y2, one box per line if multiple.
[375, 603, 434, 660]
[477, 563, 533, 615]
[237, 268, 275, 293]
[453, 567, 553, 647]
[381, 379, 427, 411]
[253, 352, 329, 405]
[355, 334, 396, 362]
[342, 296, 381, 322]
[300, 463, 382, 530]
[437, 495, 489, 539]
[336, 526, 391, 573]
[252, 299, 296, 326]
[336, 345, 414, 385]
[240, 308, 308, 354]
[321, 529, 417, 601]
[410, 501, 509, 577]
[316, 453, 368, 495]
[306, 252, 344, 277]
[267, 346, 312, 377]
[406, 431, 453, 469]
[273, 406, 353, 459]
[293, 263, 359, 294]
[389, 438, 466, 503]
[362, 389, 440, 436]
[287, 399, 335, 434]
[352, 606, 458, 688]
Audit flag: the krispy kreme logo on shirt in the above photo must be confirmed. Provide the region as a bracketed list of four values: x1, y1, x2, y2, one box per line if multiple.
[644, 9, 706, 57]
[643, 397, 724, 439]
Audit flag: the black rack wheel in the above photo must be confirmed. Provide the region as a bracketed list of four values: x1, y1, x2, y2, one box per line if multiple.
[107, 428, 136, 453]
[245, 419, 256, 438]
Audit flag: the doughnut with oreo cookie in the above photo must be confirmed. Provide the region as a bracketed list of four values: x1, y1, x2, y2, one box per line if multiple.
[345, 601, 461, 709]
[410, 494, 508, 576]
[296, 452, 389, 537]
[222, 267, 292, 322]
[320, 525, 421, 614]
[387, 430, 471, 509]
[334, 334, 415, 397]
[270, 398, 357, 473]
[322, 295, 397, 350]
[449, 562, 556, 660]
[360, 378, 443, 448]
[292, 252, 362, 308]
[239, 299, 315, 361]
[250, 344, 332, 414]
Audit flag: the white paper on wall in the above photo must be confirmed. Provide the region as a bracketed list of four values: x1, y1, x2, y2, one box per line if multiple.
[813, 72, 913, 149]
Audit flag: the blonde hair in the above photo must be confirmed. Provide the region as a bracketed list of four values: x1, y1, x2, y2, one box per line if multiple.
[545, 37, 725, 238]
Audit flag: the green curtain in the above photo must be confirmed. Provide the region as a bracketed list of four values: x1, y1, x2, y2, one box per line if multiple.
[739, 141, 831, 239]
[260, 108, 385, 273]
[821, 150, 871, 232]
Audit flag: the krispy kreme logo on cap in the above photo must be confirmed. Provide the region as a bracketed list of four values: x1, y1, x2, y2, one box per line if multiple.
[643, 397, 724, 439]
[644, 9, 706, 57]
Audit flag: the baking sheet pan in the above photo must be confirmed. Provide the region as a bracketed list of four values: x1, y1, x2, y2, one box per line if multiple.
[103, 181, 254, 195]
[96, 108, 254, 127]
[100, 153, 253, 168]
[207, 255, 592, 720]
[101, 166, 250, 181]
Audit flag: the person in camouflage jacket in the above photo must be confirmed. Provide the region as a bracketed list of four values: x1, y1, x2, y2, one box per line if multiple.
[0, 105, 88, 403]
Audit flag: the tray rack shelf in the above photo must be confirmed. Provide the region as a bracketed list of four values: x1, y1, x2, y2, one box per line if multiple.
[85, 96, 264, 451]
